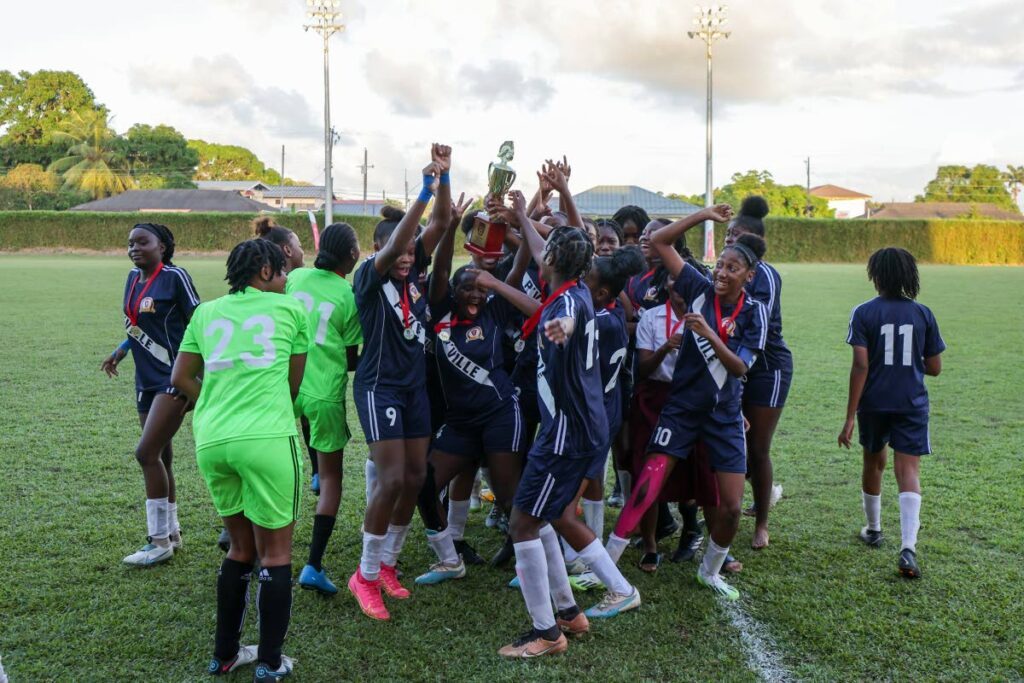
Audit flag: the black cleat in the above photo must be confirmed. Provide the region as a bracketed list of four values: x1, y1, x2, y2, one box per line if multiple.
[859, 526, 884, 548]
[898, 548, 921, 579]
[490, 535, 515, 568]
[671, 530, 704, 563]
[454, 539, 485, 566]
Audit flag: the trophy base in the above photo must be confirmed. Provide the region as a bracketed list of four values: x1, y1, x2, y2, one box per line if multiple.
[465, 243, 506, 260]
[465, 215, 507, 260]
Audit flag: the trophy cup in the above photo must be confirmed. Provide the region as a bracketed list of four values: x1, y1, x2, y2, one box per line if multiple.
[466, 141, 517, 259]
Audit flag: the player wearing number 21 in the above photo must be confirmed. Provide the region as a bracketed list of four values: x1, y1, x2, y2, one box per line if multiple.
[172, 239, 310, 679]
[840, 247, 944, 581]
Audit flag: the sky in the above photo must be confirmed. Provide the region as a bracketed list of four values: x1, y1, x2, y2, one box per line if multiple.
[2, 0, 1022, 204]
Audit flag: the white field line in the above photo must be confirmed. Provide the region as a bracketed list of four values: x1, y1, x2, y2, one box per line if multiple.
[722, 600, 794, 683]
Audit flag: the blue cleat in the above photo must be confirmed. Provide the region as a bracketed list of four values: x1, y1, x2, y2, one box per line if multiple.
[414, 558, 466, 585]
[508, 575, 520, 589]
[298, 564, 337, 595]
[310, 474, 320, 495]
[584, 586, 641, 618]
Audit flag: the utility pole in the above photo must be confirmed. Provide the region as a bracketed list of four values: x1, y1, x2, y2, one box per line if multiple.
[404, 169, 410, 209]
[689, 5, 730, 263]
[279, 145, 286, 213]
[357, 147, 374, 216]
[304, 0, 345, 226]
[805, 157, 812, 217]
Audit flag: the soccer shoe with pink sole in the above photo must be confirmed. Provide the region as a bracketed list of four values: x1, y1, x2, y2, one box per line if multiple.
[348, 569, 389, 620]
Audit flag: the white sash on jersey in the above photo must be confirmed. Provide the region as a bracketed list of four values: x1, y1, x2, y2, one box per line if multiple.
[382, 280, 426, 345]
[436, 313, 497, 389]
[124, 318, 173, 367]
[522, 273, 543, 302]
[690, 293, 728, 390]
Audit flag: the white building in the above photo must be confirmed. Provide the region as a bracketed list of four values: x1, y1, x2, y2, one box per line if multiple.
[809, 184, 872, 219]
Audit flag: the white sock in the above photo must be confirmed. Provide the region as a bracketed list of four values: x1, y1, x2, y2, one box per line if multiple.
[862, 491, 882, 531]
[480, 467, 491, 489]
[381, 524, 411, 567]
[359, 531, 387, 580]
[617, 470, 633, 501]
[700, 538, 730, 578]
[539, 525, 576, 611]
[447, 499, 470, 541]
[168, 502, 180, 534]
[582, 499, 604, 541]
[605, 532, 630, 564]
[513, 538, 555, 631]
[426, 527, 459, 565]
[579, 538, 633, 596]
[899, 492, 921, 552]
[364, 460, 377, 505]
[145, 497, 170, 541]
[562, 537, 579, 564]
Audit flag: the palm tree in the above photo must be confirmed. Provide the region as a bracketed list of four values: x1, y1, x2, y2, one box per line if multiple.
[47, 109, 134, 199]
[1004, 165, 1024, 207]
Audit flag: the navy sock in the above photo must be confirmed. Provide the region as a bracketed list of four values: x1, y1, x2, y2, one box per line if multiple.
[256, 565, 292, 668]
[214, 558, 253, 660]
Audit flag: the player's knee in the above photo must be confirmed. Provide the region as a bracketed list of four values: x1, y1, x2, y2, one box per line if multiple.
[374, 470, 404, 499]
[716, 500, 742, 529]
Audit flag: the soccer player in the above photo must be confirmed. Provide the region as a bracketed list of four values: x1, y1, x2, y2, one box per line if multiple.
[724, 197, 793, 549]
[840, 247, 944, 579]
[285, 223, 363, 596]
[499, 190, 640, 659]
[349, 144, 453, 620]
[414, 194, 540, 585]
[253, 216, 305, 272]
[100, 223, 198, 566]
[606, 206, 769, 602]
[612, 205, 649, 247]
[171, 239, 310, 681]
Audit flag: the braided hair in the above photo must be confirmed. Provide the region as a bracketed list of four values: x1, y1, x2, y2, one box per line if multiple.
[867, 247, 919, 299]
[592, 246, 645, 299]
[314, 222, 359, 271]
[543, 226, 594, 281]
[133, 223, 176, 264]
[225, 239, 286, 294]
[613, 205, 651, 236]
[252, 216, 295, 248]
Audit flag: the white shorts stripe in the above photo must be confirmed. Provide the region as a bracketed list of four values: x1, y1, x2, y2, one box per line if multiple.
[367, 391, 379, 441]
[511, 396, 522, 452]
[532, 473, 556, 517]
[770, 370, 781, 408]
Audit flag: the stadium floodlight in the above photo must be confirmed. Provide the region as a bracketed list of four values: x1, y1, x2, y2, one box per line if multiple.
[304, 0, 345, 226]
[688, 5, 730, 263]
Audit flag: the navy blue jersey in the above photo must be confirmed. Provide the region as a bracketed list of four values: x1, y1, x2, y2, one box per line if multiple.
[353, 239, 430, 391]
[430, 294, 517, 423]
[511, 261, 546, 393]
[626, 268, 662, 316]
[846, 296, 945, 413]
[122, 264, 199, 392]
[534, 282, 608, 458]
[596, 306, 629, 436]
[668, 263, 768, 412]
[746, 261, 792, 371]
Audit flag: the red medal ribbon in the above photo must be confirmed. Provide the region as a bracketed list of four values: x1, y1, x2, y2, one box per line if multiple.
[400, 281, 411, 331]
[665, 299, 683, 339]
[605, 302, 617, 311]
[520, 279, 577, 339]
[124, 262, 164, 326]
[713, 291, 745, 344]
[434, 315, 473, 335]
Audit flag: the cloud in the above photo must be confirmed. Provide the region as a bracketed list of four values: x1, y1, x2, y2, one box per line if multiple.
[459, 60, 554, 109]
[127, 55, 320, 138]
[362, 49, 452, 118]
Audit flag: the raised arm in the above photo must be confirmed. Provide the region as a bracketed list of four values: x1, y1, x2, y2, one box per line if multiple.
[474, 268, 541, 318]
[420, 143, 453, 256]
[375, 155, 440, 275]
[652, 204, 733, 276]
[429, 192, 473, 306]
[543, 159, 583, 231]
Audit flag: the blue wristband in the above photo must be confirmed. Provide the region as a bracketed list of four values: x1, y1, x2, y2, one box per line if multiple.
[114, 339, 130, 355]
[418, 181, 434, 204]
[440, 172, 450, 186]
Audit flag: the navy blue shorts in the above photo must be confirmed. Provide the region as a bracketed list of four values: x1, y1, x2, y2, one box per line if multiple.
[514, 450, 593, 521]
[433, 397, 526, 457]
[858, 410, 930, 456]
[584, 447, 611, 482]
[743, 364, 793, 408]
[354, 385, 432, 444]
[647, 401, 747, 474]
[516, 384, 541, 427]
[136, 385, 179, 414]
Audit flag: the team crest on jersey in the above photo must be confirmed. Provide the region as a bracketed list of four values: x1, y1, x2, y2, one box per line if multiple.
[139, 296, 156, 313]
[466, 326, 484, 342]
[643, 286, 658, 301]
[722, 318, 737, 337]
[408, 282, 422, 303]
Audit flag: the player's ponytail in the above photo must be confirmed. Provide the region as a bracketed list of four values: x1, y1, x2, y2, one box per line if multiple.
[252, 216, 295, 248]
[867, 247, 919, 299]
[732, 195, 769, 237]
[593, 246, 645, 299]
[225, 239, 286, 293]
[314, 222, 359, 272]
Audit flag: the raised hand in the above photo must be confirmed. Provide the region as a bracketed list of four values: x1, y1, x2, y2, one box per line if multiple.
[703, 203, 734, 223]
[508, 189, 527, 215]
[450, 192, 474, 228]
[536, 169, 554, 196]
[422, 161, 441, 195]
[432, 143, 452, 173]
[467, 267, 499, 290]
[541, 160, 569, 195]
[556, 154, 571, 179]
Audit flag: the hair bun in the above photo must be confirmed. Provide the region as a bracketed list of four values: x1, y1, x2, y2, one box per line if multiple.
[740, 196, 769, 220]
[380, 206, 405, 222]
[252, 216, 275, 238]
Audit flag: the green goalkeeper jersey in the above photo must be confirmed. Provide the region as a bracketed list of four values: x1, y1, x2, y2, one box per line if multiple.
[180, 287, 310, 449]
[285, 267, 362, 403]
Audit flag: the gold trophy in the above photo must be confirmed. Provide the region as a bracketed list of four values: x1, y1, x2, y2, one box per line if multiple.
[467, 141, 517, 259]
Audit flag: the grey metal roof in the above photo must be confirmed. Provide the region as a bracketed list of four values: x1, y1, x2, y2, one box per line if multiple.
[548, 185, 701, 218]
[70, 190, 275, 212]
[195, 180, 263, 192]
[333, 199, 390, 216]
[258, 185, 328, 199]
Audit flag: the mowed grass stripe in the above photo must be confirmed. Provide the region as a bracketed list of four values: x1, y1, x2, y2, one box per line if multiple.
[0, 254, 1021, 681]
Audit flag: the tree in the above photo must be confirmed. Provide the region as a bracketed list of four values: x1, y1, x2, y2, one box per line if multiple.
[119, 124, 198, 188]
[47, 109, 134, 199]
[0, 163, 57, 209]
[1004, 165, 1024, 206]
[674, 170, 833, 218]
[916, 164, 1019, 212]
[0, 70, 103, 168]
[189, 139, 271, 181]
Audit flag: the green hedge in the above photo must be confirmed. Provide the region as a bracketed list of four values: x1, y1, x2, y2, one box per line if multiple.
[1, 211, 1023, 264]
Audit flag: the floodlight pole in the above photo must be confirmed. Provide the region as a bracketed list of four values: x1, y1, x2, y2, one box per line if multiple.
[689, 5, 729, 263]
[305, 0, 344, 227]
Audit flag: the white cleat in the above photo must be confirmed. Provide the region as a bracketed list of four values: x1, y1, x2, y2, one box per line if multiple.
[122, 539, 173, 567]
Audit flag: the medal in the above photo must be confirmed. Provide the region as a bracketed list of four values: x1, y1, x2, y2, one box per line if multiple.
[438, 329, 451, 342]
[713, 291, 746, 342]
[124, 262, 164, 325]
[404, 327, 416, 340]
[514, 339, 525, 353]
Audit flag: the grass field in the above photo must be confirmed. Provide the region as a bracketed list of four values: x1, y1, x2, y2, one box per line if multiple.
[0, 254, 1022, 682]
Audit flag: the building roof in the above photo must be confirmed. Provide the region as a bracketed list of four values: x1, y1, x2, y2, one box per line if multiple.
[870, 202, 1022, 220]
[253, 185, 327, 199]
[333, 199, 392, 216]
[195, 180, 262, 192]
[548, 185, 701, 218]
[810, 184, 872, 200]
[70, 190, 275, 212]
